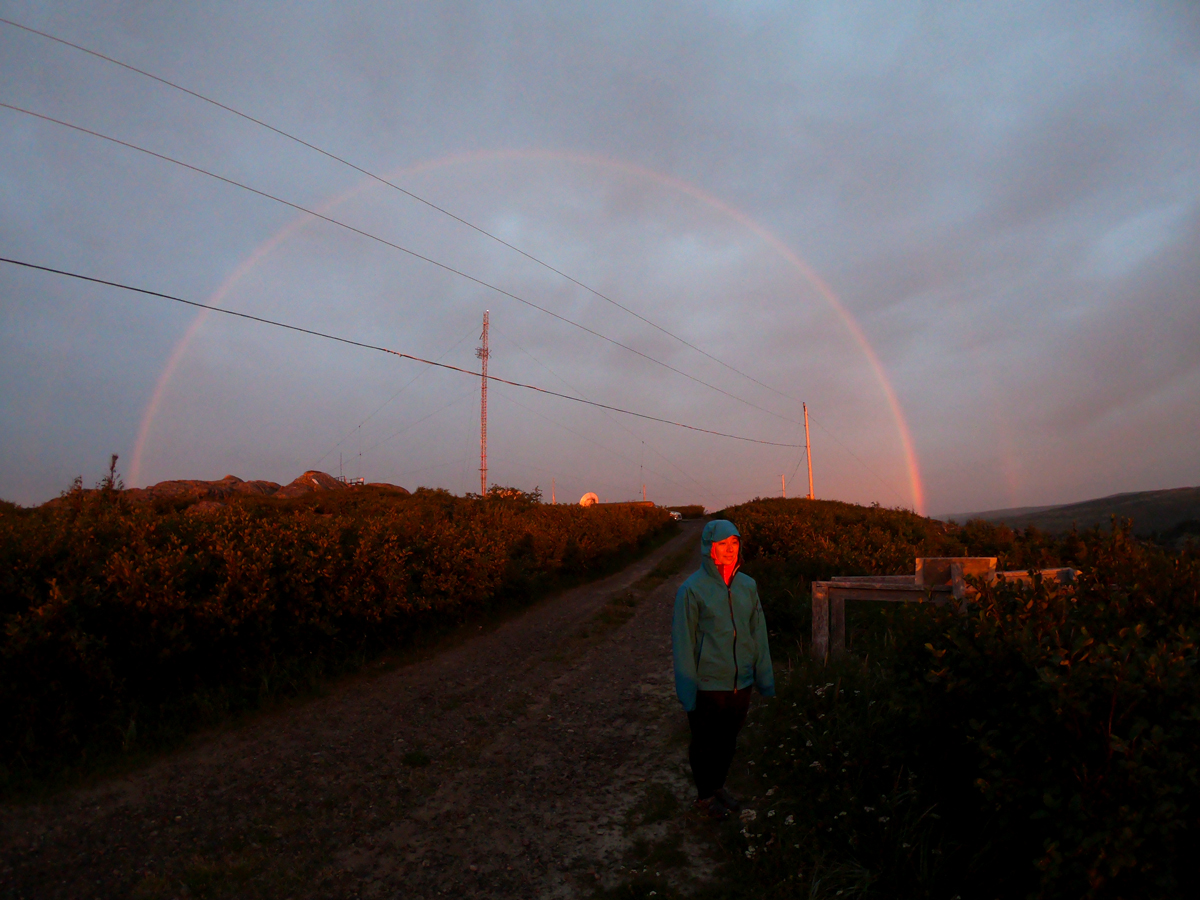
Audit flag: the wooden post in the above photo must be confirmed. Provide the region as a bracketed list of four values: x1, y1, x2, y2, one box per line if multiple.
[830, 593, 846, 658]
[803, 402, 814, 500]
[950, 561, 968, 613]
[807, 562, 1074, 662]
[811, 583, 829, 662]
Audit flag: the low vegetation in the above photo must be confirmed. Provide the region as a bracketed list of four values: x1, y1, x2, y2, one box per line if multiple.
[712, 498, 1199, 899]
[0, 464, 672, 794]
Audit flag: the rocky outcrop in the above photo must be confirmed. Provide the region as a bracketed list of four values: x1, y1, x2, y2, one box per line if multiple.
[274, 471, 348, 499]
[44, 472, 409, 507]
[367, 483, 410, 494]
[124, 474, 282, 503]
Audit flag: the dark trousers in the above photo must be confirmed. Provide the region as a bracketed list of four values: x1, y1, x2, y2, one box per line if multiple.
[687, 687, 753, 799]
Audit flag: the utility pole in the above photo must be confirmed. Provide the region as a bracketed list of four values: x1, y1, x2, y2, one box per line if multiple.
[551, 477, 555, 504]
[476, 311, 489, 495]
[782, 473, 786, 499]
[804, 402, 814, 500]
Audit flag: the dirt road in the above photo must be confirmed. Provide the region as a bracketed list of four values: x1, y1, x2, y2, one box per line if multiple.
[2, 520, 741, 899]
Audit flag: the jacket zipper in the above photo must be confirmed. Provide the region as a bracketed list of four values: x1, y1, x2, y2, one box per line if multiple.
[727, 584, 739, 691]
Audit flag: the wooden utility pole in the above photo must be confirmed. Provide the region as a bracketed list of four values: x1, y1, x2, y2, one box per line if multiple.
[804, 402, 814, 500]
[551, 477, 555, 504]
[476, 311, 489, 495]
[782, 474, 786, 498]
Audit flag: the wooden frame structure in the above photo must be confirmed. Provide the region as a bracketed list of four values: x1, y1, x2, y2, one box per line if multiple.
[810, 558, 1077, 660]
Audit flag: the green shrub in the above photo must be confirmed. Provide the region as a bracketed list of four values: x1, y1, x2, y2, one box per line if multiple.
[0, 475, 670, 791]
[719, 500, 1200, 899]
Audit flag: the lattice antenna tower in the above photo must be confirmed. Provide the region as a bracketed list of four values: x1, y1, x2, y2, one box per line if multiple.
[476, 311, 490, 495]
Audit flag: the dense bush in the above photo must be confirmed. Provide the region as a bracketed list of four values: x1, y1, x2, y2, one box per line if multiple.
[729, 498, 968, 648]
[732, 497, 1082, 578]
[0, 474, 671, 791]
[719, 499, 1199, 899]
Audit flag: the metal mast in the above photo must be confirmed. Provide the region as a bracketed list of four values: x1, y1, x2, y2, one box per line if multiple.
[476, 311, 489, 495]
[640, 441, 645, 502]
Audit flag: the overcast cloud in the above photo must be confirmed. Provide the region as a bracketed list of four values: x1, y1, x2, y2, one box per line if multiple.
[1, 1, 1197, 514]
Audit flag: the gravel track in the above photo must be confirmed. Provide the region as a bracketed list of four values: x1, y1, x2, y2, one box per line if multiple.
[1, 520, 736, 899]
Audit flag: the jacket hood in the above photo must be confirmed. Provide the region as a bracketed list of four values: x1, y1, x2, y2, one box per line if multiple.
[701, 519, 742, 582]
[700, 519, 741, 556]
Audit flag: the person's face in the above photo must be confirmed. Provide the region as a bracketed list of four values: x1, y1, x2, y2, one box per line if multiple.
[710, 535, 740, 567]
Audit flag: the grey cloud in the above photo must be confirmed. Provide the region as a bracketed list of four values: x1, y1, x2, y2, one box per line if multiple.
[1, 1, 1197, 511]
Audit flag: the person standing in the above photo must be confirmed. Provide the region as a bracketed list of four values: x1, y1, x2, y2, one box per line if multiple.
[672, 519, 775, 819]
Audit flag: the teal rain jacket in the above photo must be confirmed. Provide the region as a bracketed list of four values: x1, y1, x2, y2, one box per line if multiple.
[672, 519, 775, 712]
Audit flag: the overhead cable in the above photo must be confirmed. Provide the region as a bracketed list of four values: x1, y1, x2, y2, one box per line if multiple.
[311, 327, 477, 468]
[1, 256, 804, 448]
[491, 325, 715, 503]
[0, 100, 803, 431]
[806, 414, 908, 506]
[0, 15, 803, 407]
[491, 381, 709, 504]
[0, 19, 915, 504]
[361, 385, 478, 457]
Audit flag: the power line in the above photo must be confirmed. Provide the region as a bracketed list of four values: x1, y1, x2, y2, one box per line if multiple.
[0, 15, 804, 408]
[490, 324, 714, 501]
[1, 256, 805, 448]
[0, 100, 805, 432]
[0, 20, 917, 506]
[485, 453, 645, 505]
[491, 381, 710, 505]
[361, 384, 478, 457]
[807, 413, 909, 507]
[311, 327, 477, 469]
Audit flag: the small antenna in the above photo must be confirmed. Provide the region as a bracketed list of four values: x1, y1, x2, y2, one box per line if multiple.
[640, 440, 644, 501]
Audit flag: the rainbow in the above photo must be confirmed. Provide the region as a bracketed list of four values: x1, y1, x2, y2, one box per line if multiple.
[130, 150, 925, 513]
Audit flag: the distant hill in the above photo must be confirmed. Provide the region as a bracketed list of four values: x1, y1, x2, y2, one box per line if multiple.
[942, 486, 1200, 538]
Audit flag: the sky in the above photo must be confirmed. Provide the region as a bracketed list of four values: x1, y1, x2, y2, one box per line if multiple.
[1, 1, 1197, 515]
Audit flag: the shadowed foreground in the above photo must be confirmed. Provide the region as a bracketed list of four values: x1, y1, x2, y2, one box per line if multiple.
[1, 521, 728, 899]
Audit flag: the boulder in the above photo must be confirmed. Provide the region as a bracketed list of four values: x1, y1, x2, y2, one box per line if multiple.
[232, 480, 283, 496]
[367, 482, 411, 495]
[124, 474, 283, 504]
[273, 470, 348, 499]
